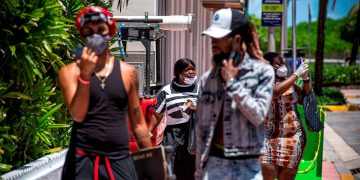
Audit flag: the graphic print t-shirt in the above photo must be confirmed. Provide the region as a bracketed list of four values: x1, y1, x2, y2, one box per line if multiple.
[154, 81, 199, 125]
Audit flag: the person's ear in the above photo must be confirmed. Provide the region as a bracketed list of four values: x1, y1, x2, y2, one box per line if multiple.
[232, 34, 242, 51]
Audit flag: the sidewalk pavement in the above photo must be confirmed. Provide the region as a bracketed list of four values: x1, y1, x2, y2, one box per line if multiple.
[341, 89, 360, 110]
[341, 89, 360, 99]
[321, 88, 360, 180]
[323, 120, 359, 180]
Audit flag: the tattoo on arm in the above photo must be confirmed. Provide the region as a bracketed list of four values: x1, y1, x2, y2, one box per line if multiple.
[133, 107, 141, 122]
[132, 69, 139, 94]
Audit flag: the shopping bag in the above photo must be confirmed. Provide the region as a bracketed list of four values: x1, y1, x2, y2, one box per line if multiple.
[131, 146, 167, 180]
[302, 90, 324, 132]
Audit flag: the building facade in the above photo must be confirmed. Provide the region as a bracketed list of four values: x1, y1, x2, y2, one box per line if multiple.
[111, 0, 245, 92]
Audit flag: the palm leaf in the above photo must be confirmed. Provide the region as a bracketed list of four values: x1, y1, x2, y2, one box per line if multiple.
[0, 163, 12, 172]
[36, 131, 52, 146]
[0, 126, 10, 131]
[48, 124, 70, 128]
[44, 147, 63, 154]
[0, 92, 31, 100]
[37, 104, 63, 127]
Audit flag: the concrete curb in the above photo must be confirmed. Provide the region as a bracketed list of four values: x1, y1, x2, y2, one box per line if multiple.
[326, 105, 349, 112]
[326, 104, 360, 112]
[1, 149, 67, 180]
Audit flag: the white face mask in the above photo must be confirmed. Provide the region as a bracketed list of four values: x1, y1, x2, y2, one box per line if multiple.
[276, 65, 288, 77]
[180, 75, 197, 85]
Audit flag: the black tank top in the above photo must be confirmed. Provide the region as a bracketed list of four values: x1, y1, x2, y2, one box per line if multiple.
[73, 59, 130, 156]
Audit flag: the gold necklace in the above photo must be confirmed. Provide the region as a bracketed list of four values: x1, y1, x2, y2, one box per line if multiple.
[95, 59, 112, 90]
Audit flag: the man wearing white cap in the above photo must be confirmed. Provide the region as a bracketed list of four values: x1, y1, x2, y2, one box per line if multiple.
[195, 8, 275, 179]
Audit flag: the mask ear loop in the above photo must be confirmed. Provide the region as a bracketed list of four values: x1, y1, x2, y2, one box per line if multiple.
[179, 74, 186, 81]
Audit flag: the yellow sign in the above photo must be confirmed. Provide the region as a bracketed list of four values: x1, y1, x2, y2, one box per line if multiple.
[262, 4, 283, 13]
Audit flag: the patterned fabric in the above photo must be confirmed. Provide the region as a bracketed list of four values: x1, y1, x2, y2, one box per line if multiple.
[303, 90, 324, 132]
[263, 86, 306, 169]
[195, 53, 275, 179]
[155, 82, 199, 125]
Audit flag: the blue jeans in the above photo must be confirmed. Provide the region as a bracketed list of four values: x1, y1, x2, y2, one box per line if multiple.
[202, 156, 263, 180]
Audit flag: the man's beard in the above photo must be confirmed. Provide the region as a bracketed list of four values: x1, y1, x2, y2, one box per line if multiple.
[211, 53, 230, 79]
[212, 53, 230, 65]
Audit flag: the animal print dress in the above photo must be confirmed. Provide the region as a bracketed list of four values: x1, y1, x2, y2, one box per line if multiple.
[262, 85, 306, 169]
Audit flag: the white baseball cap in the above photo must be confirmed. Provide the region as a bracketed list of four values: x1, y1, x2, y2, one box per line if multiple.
[202, 8, 249, 39]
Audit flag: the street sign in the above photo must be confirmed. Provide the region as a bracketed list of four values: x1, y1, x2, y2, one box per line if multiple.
[262, 0, 283, 26]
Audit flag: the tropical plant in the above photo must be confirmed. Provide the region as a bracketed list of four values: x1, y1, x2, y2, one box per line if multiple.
[322, 65, 360, 85]
[314, 0, 338, 95]
[316, 87, 346, 105]
[12, 78, 70, 164]
[0, 0, 124, 173]
[0, 0, 73, 171]
[340, 3, 360, 65]
[0, 82, 19, 172]
[249, 16, 354, 59]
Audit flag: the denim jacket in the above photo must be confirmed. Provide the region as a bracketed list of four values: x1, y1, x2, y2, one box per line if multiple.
[195, 53, 275, 178]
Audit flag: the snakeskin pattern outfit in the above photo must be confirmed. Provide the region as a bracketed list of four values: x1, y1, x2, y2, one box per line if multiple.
[262, 85, 306, 169]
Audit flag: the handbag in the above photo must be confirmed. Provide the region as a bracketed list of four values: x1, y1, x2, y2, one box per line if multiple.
[302, 89, 324, 132]
[187, 112, 196, 155]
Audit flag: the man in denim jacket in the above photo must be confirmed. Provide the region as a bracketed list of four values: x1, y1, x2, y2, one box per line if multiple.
[195, 9, 275, 180]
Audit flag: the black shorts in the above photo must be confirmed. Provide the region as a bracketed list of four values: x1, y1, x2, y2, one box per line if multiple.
[62, 149, 138, 180]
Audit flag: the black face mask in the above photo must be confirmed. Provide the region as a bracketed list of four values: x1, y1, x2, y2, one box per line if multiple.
[85, 32, 111, 55]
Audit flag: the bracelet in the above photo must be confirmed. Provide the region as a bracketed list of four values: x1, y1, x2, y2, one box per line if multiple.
[303, 79, 310, 83]
[78, 76, 90, 85]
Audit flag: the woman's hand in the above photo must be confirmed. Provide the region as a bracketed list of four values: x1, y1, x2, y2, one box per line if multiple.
[293, 58, 309, 78]
[299, 58, 309, 80]
[184, 99, 197, 110]
[188, 99, 197, 110]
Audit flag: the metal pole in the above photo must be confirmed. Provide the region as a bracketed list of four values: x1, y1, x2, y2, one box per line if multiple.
[268, 27, 276, 52]
[280, 0, 288, 55]
[292, 0, 296, 72]
[141, 38, 151, 98]
[308, 4, 312, 62]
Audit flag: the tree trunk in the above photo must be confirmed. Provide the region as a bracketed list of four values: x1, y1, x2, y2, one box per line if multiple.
[350, 6, 360, 65]
[314, 0, 328, 95]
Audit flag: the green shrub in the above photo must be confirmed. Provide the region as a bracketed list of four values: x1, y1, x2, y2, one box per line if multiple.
[0, 0, 115, 173]
[323, 65, 360, 85]
[309, 64, 360, 85]
[316, 87, 346, 105]
[0, 0, 72, 172]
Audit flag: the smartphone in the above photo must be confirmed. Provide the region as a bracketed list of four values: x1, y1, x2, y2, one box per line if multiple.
[73, 44, 83, 60]
[229, 50, 241, 66]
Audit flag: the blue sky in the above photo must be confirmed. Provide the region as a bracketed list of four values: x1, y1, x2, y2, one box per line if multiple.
[248, 0, 359, 27]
